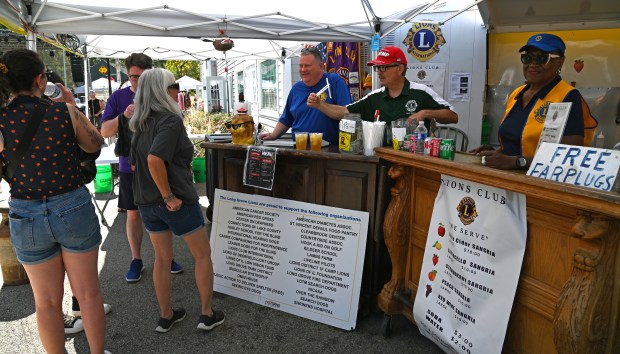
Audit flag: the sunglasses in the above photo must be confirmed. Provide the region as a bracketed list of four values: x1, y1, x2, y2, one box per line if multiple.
[128, 74, 141, 80]
[44, 70, 53, 81]
[168, 83, 180, 90]
[520, 53, 562, 65]
[372, 64, 400, 72]
[225, 121, 254, 130]
[300, 46, 323, 61]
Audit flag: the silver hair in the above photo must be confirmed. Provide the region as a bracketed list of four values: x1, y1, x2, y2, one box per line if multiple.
[129, 68, 182, 133]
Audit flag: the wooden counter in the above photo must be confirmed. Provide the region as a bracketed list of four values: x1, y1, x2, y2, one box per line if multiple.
[201, 142, 391, 314]
[374, 147, 620, 353]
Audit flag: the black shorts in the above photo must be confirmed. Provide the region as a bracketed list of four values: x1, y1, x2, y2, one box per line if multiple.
[118, 172, 138, 211]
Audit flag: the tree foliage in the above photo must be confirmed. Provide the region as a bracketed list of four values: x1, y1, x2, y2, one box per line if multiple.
[164, 60, 200, 80]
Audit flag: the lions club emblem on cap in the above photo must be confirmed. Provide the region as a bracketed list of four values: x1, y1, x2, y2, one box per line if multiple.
[403, 22, 446, 62]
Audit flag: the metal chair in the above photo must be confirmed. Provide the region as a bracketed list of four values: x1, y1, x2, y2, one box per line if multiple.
[434, 126, 469, 152]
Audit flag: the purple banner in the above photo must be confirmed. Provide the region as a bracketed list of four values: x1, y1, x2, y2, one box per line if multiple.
[326, 42, 361, 101]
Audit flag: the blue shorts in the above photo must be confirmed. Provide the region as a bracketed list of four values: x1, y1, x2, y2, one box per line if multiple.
[9, 186, 102, 265]
[139, 202, 204, 237]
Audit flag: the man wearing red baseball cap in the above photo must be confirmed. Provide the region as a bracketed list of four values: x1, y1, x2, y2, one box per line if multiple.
[308, 45, 457, 135]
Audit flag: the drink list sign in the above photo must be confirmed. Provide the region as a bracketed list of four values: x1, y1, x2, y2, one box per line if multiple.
[211, 189, 369, 330]
[413, 175, 527, 353]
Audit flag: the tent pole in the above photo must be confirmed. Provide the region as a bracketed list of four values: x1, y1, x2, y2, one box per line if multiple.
[106, 58, 112, 97]
[82, 44, 91, 120]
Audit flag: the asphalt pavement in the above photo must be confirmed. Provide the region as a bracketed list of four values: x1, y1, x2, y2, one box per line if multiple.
[0, 182, 443, 354]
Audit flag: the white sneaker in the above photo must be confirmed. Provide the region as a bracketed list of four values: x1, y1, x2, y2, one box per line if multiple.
[103, 303, 112, 315]
[64, 315, 84, 334]
[73, 303, 112, 317]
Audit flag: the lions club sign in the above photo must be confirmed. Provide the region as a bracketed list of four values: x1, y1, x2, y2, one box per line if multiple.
[403, 22, 446, 62]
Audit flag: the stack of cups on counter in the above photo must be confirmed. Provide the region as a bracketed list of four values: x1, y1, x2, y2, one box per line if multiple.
[362, 121, 386, 156]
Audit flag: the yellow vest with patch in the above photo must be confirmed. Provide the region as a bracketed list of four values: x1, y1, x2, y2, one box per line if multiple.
[502, 80, 597, 157]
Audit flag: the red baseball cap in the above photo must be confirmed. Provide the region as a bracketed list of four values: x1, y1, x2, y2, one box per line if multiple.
[367, 46, 407, 66]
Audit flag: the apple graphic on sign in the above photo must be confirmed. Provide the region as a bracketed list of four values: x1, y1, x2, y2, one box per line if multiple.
[438, 223, 445, 237]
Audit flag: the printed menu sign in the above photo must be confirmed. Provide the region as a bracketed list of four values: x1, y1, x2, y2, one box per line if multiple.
[413, 175, 527, 353]
[243, 146, 277, 190]
[535, 102, 571, 152]
[211, 189, 369, 330]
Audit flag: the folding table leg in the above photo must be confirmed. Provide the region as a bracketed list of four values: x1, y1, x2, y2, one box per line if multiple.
[91, 191, 108, 226]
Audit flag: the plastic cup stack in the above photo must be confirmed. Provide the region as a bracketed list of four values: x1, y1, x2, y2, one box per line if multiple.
[362, 121, 386, 156]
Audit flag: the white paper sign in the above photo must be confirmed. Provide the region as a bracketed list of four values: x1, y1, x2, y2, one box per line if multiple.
[413, 175, 527, 354]
[448, 73, 471, 101]
[536, 102, 571, 152]
[211, 189, 369, 330]
[528, 142, 620, 192]
[408, 63, 446, 97]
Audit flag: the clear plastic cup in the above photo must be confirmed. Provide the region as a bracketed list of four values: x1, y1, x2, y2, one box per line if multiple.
[310, 133, 323, 151]
[295, 132, 308, 150]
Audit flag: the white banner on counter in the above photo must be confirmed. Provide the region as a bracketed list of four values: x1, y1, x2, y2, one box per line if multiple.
[413, 175, 527, 354]
[211, 189, 369, 330]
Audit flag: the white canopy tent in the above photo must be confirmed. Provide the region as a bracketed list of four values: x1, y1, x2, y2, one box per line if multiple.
[0, 0, 437, 60]
[74, 77, 120, 94]
[176, 75, 202, 91]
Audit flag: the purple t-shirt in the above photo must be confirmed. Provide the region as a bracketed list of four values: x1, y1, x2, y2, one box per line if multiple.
[101, 87, 134, 172]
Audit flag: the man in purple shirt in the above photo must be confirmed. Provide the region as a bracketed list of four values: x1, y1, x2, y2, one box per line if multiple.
[101, 54, 183, 282]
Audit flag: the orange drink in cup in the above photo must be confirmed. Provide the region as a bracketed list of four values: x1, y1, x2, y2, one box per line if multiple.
[310, 132, 323, 151]
[295, 132, 308, 150]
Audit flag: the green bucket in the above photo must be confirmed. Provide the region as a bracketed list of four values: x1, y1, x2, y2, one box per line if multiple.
[192, 157, 206, 183]
[94, 165, 113, 193]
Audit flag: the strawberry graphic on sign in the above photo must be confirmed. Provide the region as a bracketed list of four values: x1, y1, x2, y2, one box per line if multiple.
[574, 59, 584, 73]
[432, 254, 439, 266]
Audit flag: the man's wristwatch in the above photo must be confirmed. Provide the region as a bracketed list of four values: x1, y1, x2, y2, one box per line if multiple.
[516, 155, 527, 170]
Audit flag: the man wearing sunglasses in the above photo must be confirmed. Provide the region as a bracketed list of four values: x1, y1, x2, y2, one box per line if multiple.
[471, 33, 597, 170]
[260, 46, 352, 145]
[101, 53, 184, 282]
[307, 46, 457, 138]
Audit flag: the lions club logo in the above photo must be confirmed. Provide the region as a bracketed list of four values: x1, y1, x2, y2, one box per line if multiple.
[403, 22, 446, 62]
[405, 100, 418, 113]
[456, 197, 478, 225]
[534, 101, 551, 124]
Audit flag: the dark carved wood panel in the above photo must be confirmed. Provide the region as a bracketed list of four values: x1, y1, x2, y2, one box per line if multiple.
[271, 157, 315, 203]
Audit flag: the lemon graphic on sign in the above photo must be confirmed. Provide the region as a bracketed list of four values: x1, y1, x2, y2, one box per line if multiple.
[98, 66, 108, 75]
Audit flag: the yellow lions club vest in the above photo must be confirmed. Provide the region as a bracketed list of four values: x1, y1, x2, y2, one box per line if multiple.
[502, 80, 598, 157]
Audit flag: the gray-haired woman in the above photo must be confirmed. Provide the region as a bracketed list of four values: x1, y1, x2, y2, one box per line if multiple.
[129, 68, 224, 333]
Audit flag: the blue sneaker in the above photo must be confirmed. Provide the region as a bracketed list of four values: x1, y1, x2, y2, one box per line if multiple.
[126, 259, 144, 283]
[171, 260, 184, 274]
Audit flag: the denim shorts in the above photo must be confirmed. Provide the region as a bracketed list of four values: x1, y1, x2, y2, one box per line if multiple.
[139, 202, 204, 237]
[9, 186, 102, 265]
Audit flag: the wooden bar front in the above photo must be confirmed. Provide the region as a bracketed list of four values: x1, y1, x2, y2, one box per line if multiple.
[201, 142, 391, 314]
[374, 147, 620, 354]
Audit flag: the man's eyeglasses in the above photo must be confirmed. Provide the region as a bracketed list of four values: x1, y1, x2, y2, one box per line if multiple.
[128, 74, 141, 80]
[225, 121, 254, 130]
[520, 53, 561, 65]
[372, 64, 400, 72]
[168, 83, 180, 90]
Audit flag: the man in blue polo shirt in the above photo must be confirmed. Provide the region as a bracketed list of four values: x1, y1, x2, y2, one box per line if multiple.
[308, 46, 458, 131]
[260, 46, 352, 145]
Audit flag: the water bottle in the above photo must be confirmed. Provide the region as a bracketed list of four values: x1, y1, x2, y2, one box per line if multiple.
[595, 131, 605, 148]
[414, 121, 427, 154]
[44, 82, 62, 99]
